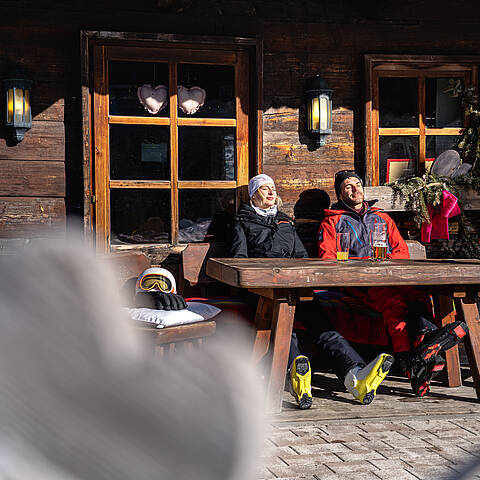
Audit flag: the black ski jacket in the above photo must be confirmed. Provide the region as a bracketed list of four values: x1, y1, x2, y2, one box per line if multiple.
[230, 203, 308, 259]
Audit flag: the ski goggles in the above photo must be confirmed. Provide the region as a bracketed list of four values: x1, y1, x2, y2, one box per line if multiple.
[138, 273, 174, 293]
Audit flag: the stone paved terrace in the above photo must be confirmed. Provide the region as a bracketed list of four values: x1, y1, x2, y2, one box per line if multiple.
[258, 368, 480, 480]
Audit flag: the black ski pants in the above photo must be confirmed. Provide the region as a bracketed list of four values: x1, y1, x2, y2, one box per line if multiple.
[288, 300, 437, 382]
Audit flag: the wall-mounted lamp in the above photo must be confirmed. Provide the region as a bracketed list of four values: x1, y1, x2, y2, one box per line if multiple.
[306, 74, 332, 148]
[3, 73, 32, 143]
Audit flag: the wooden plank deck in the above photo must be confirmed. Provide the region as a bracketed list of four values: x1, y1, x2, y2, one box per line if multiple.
[274, 365, 480, 424]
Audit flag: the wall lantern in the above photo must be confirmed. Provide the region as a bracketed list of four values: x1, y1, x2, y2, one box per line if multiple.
[306, 74, 332, 148]
[3, 73, 32, 143]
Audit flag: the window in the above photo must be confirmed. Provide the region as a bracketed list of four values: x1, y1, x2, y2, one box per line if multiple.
[365, 55, 479, 186]
[90, 39, 259, 252]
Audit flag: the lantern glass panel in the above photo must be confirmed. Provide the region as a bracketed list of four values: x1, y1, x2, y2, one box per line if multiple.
[24, 89, 31, 124]
[328, 99, 332, 130]
[311, 97, 319, 130]
[7, 88, 14, 124]
[320, 96, 328, 131]
[14, 88, 24, 124]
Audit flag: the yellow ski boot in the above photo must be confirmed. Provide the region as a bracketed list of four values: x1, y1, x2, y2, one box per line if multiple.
[344, 353, 394, 405]
[289, 355, 313, 409]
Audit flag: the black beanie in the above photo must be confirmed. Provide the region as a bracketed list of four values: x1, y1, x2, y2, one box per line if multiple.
[334, 171, 363, 199]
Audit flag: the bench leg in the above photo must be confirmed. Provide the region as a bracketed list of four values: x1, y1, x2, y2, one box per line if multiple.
[436, 295, 462, 387]
[252, 296, 273, 364]
[455, 298, 480, 399]
[266, 299, 296, 414]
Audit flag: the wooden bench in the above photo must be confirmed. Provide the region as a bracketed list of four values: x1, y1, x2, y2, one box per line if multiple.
[100, 252, 216, 355]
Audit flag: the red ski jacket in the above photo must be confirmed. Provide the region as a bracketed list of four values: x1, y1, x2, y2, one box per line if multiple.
[317, 200, 409, 260]
[317, 200, 414, 351]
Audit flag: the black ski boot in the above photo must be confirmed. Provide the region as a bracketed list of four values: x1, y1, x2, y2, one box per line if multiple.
[407, 356, 446, 397]
[396, 350, 446, 397]
[412, 320, 468, 363]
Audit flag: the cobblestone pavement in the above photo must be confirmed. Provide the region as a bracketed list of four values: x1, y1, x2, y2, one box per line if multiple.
[257, 371, 480, 480]
[259, 415, 480, 480]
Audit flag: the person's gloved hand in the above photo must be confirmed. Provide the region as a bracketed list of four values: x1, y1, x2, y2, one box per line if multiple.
[135, 291, 187, 311]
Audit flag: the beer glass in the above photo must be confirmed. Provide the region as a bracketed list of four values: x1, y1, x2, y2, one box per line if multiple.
[370, 224, 387, 261]
[336, 232, 350, 262]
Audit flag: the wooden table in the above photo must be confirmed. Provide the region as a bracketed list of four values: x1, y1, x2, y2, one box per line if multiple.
[207, 258, 480, 413]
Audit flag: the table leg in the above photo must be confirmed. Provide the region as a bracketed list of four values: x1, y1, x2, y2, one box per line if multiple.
[266, 299, 296, 414]
[252, 296, 273, 364]
[436, 295, 462, 387]
[455, 298, 480, 399]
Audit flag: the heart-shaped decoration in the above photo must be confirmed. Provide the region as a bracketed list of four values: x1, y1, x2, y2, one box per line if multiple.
[177, 85, 206, 115]
[137, 84, 168, 114]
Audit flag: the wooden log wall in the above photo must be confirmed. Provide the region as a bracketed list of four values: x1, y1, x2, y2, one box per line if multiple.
[1, 0, 480, 246]
[0, 24, 71, 239]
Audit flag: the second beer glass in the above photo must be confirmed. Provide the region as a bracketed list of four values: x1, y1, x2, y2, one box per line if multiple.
[370, 224, 387, 261]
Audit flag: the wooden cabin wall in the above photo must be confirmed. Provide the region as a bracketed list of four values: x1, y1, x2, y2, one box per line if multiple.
[1, 0, 480, 242]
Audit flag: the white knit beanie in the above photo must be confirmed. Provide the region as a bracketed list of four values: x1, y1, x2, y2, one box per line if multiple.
[248, 174, 275, 198]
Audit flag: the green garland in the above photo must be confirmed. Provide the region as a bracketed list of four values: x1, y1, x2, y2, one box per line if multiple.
[390, 174, 449, 228]
[390, 175, 480, 258]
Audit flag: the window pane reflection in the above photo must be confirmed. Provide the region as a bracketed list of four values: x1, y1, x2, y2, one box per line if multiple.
[425, 78, 463, 128]
[426, 135, 460, 173]
[177, 64, 235, 118]
[110, 125, 170, 180]
[380, 136, 418, 184]
[109, 61, 169, 117]
[179, 127, 236, 180]
[379, 78, 418, 127]
[179, 189, 235, 242]
[111, 189, 170, 244]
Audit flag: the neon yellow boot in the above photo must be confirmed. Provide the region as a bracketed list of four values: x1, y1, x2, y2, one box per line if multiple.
[289, 355, 313, 409]
[344, 353, 394, 405]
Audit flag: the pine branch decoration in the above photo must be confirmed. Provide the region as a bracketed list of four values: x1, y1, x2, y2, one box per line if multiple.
[390, 175, 446, 227]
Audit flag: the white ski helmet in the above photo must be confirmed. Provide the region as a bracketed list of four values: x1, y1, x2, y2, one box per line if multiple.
[135, 267, 177, 294]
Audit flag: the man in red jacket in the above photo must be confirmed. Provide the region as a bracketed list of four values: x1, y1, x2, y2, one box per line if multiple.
[316, 170, 468, 397]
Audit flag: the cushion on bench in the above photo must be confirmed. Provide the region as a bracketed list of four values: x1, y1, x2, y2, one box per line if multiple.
[128, 301, 221, 328]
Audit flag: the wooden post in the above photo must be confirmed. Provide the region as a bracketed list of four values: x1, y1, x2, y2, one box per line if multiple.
[455, 298, 480, 399]
[251, 296, 273, 364]
[266, 298, 296, 414]
[436, 294, 462, 387]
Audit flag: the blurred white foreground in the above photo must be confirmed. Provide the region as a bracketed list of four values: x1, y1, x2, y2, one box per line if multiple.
[0, 237, 264, 480]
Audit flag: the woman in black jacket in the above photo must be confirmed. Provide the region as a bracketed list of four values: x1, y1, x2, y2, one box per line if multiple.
[230, 174, 312, 409]
[230, 176, 308, 259]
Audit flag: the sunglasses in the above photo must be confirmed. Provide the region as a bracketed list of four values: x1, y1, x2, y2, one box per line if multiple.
[138, 274, 174, 293]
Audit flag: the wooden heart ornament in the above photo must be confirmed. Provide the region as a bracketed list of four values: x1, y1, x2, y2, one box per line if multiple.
[137, 84, 168, 114]
[177, 85, 206, 115]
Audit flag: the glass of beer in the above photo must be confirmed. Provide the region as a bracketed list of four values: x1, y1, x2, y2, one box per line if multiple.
[370, 224, 387, 261]
[336, 232, 350, 262]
